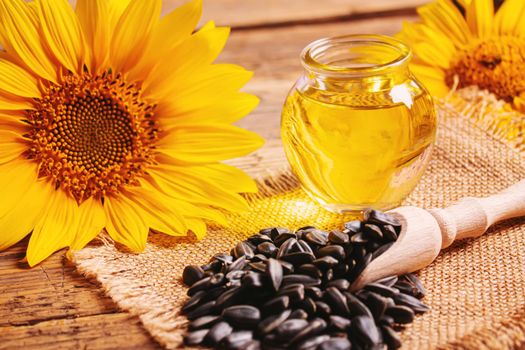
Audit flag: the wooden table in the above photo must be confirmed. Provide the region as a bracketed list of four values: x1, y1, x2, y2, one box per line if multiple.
[0, 1, 426, 348]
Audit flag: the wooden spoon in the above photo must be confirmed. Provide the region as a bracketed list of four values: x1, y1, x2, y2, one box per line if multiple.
[351, 179, 525, 290]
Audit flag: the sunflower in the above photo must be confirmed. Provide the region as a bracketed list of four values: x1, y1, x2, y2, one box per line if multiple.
[397, 0, 525, 112]
[0, 0, 264, 266]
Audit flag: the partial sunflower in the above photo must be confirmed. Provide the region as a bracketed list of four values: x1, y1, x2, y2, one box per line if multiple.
[397, 0, 525, 112]
[0, 0, 264, 266]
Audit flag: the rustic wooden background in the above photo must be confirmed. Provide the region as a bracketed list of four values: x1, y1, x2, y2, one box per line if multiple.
[0, 0, 427, 349]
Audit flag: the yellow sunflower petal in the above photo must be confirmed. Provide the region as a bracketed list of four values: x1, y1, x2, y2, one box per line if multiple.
[465, 0, 494, 38]
[76, 0, 106, 71]
[0, 93, 35, 110]
[110, 0, 161, 73]
[417, 0, 472, 47]
[0, 0, 56, 83]
[0, 130, 27, 165]
[124, 188, 187, 236]
[412, 42, 452, 69]
[494, 0, 525, 37]
[127, 0, 202, 82]
[27, 188, 80, 266]
[159, 92, 259, 125]
[0, 59, 40, 98]
[69, 197, 105, 251]
[0, 160, 37, 215]
[148, 63, 253, 101]
[37, 0, 85, 74]
[185, 218, 207, 240]
[0, 177, 51, 251]
[148, 167, 251, 212]
[157, 124, 265, 163]
[104, 195, 149, 252]
[144, 21, 229, 93]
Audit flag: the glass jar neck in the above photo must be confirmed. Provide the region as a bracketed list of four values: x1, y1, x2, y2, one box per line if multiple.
[300, 34, 412, 92]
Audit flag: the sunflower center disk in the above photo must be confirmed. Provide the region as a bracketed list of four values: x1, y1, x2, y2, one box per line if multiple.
[27, 72, 158, 203]
[446, 37, 525, 102]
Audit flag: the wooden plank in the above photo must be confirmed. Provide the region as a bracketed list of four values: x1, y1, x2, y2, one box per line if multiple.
[0, 14, 416, 349]
[162, 0, 427, 28]
[0, 239, 120, 327]
[0, 313, 161, 350]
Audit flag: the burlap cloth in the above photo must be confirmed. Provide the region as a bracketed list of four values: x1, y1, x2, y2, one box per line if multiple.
[73, 91, 525, 349]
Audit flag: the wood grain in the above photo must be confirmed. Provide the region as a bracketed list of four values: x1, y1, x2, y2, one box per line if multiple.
[162, 0, 426, 28]
[0, 4, 420, 349]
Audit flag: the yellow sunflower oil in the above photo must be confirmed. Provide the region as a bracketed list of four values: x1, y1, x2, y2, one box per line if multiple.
[281, 35, 437, 213]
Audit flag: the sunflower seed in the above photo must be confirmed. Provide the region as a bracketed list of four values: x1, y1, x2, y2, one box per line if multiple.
[182, 265, 205, 286]
[345, 292, 373, 318]
[257, 242, 277, 256]
[312, 256, 339, 270]
[305, 286, 323, 299]
[248, 262, 267, 273]
[248, 234, 273, 245]
[297, 264, 322, 278]
[244, 340, 261, 350]
[350, 232, 368, 244]
[202, 260, 222, 273]
[318, 337, 352, 350]
[324, 287, 350, 316]
[296, 239, 315, 254]
[242, 271, 265, 288]
[365, 292, 388, 320]
[274, 232, 298, 247]
[328, 315, 351, 331]
[296, 335, 330, 350]
[182, 290, 206, 313]
[385, 305, 415, 324]
[216, 286, 244, 309]
[328, 230, 349, 244]
[376, 275, 398, 287]
[364, 283, 399, 298]
[344, 220, 361, 233]
[326, 279, 350, 291]
[393, 280, 419, 297]
[234, 242, 255, 259]
[269, 227, 291, 240]
[184, 329, 209, 346]
[205, 321, 233, 345]
[262, 296, 289, 313]
[282, 274, 321, 287]
[363, 224, 384, 241]
[226, 270, 246, 281]
[381, 225, 398, 241]
[189, 315, 221, 331]
[381, 325, 402, 349]
[317, 245, 346, 261]
[222, 305, 261, 327]
[258, 309, 292, 335]
[277, 283, 305, 302]
[223, 331, 253, 349]
[349, 315, 381, 348]
[304, 229, 329, 246]
[278, 260, 294, 274]
[394, 293, 430, 313]
[404, 273, 427, 298]
[281, 252, 315, 265]
[288, 309, 308, 320]
[275, 319, 309, 339]
[315, 301, 331, 318]
[188, 276, 212, 296]
[227, 256, 247, 272]
[364, 209, 401, 231]
[187, 300, 217, 320]
[296, 297, 317, 315]
[371, 242, 394, 260]
[277, 238, 298, 259]
[289, 318, 327, 345]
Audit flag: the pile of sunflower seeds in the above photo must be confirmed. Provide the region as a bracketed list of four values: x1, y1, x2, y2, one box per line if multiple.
[181, 209, 429, 350]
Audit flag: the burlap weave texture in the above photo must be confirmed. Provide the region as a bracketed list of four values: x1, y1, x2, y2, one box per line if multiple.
[73, 102, 525, 349]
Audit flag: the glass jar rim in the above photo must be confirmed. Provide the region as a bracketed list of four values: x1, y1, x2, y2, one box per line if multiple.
[301, 34, 412, 77]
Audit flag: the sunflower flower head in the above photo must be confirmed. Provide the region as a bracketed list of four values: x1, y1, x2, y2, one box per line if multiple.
[0, 0, 264, 266]
[398, 0, 525, 111]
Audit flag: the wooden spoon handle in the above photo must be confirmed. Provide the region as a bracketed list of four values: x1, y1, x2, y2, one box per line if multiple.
[429, 179, 525, 248]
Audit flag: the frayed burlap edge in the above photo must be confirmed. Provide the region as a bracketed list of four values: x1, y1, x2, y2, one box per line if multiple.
[73, 88, 525, 350]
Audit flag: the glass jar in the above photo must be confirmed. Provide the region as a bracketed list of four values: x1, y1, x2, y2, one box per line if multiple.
[281, 34, 437, 213]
